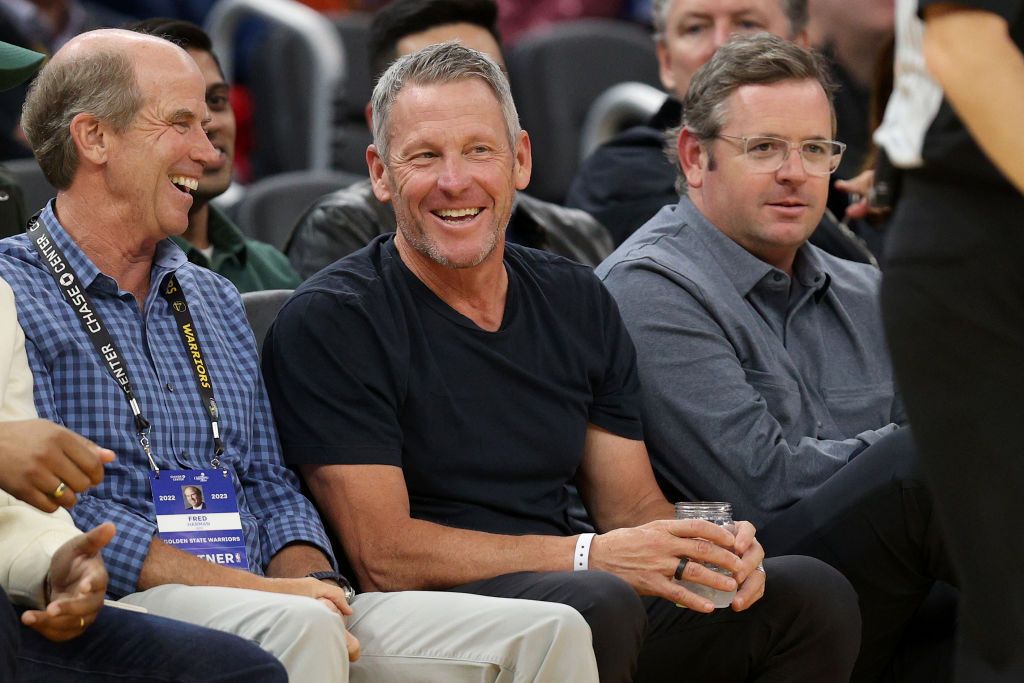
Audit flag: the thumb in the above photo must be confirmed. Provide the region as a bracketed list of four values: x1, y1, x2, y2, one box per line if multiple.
[73, 522, 117, 557]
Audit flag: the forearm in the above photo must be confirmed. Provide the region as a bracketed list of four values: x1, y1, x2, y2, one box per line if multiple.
[923, 6, 1024, 192]
[265, 542, 333, 578]
[137, 537, 273, 592]
[343, 518, 577, 592]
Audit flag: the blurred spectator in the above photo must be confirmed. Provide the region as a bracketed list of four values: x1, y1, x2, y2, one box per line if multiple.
[0, 40, 44, 237]
[496, 0, 626, 46]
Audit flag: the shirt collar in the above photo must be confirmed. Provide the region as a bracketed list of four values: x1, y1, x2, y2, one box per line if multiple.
[170, 204, 248, 264]
[39, 201, 187, 294]
[679, 196, 832, 299]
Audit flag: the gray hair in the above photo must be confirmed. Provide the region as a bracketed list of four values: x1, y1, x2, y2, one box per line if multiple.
[666, 32, 835, 193]
[370, 41, 519, 161]
[21, 49, 142, 190]
[651, 0, 808, 40]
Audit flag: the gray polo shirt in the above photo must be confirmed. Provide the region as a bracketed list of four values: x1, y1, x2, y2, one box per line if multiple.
[597, 197, 903, 527]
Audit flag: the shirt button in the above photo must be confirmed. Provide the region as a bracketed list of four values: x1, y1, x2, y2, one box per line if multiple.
[772, 273, 783, 282]
[166, 383, 175, 392]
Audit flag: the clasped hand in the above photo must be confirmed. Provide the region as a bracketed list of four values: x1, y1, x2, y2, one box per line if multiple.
[589, 518, 766, 613]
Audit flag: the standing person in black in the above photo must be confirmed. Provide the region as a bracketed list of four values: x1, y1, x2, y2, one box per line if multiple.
[878, 1, 1024, 680]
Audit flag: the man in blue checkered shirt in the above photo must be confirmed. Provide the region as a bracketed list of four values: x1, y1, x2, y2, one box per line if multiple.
[0, 28, 598, 682]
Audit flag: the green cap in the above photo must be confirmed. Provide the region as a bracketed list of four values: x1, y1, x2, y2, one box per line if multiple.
[0, 41, 45, 92]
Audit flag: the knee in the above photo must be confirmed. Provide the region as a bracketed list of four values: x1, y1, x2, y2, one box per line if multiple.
[562, 572, 646, 651]
[766, 556, 861, 656]
[271, 596, 349, 645]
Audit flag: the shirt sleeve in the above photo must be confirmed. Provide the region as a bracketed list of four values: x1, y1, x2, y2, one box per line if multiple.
[605, 262, 897, 525]
[588, 278, 644, 441]
[262, 289, 404, 467]
[0, 490, 80, 608]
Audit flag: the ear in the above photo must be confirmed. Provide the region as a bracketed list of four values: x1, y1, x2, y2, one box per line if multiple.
[69, 113, 107, 166]
[655, 39, 677, 95]
[678, 127, 707, 189]
[793, 28, 810, 49]
[366, 144, 392, 203]
[363, 102, 373, 131]
[512, 130, 532, 191]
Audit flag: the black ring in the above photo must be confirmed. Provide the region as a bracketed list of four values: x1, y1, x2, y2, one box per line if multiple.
[673, 558, 689, 581]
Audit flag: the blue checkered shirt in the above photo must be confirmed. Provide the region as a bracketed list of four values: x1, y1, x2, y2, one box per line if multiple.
[0, 204, 334, 598]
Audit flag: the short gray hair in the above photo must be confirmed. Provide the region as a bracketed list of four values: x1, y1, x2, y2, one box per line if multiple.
[651, 0, 808, 40]
[666, 33, 835, 193]
[370, 41, 519, 161]
[21, 49, 142, 190]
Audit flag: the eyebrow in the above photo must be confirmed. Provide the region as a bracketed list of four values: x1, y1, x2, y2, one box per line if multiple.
[170, 107, 212, 127]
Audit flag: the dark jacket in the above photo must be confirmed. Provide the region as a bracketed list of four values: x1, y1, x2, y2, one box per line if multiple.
[284, 179, 615, 279]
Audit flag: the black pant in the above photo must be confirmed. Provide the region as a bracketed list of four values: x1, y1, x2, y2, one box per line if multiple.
[759, 427, 956, 681]
[882, 176, 1024, 682]
[452, 555, 860, 682]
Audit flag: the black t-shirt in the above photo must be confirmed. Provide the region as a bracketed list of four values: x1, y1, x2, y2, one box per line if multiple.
[263, 235, 643, 538]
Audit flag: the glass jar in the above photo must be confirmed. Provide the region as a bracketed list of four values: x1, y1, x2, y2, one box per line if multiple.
[674, 501, 737, 609]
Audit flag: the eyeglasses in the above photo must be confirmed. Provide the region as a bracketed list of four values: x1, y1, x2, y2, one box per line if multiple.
[714, 134, 847, 176]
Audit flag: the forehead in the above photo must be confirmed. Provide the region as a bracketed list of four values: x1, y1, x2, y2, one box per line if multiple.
[396, 23, 505, 69]
[133, 45, 207, 106]
[721, 80, 831, 134]
[186, 48, 226, 87]
[666, 0, 789, 25]
[389, 77, 505, 136]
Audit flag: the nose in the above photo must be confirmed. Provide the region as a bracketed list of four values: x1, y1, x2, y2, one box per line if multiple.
[712, 22, 733, 49]
[437, 155, 472, 195]
[192, 125, 220, 168]
[775, 144, 809, 183]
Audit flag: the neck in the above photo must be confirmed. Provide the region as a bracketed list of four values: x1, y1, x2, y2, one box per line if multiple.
[395, 233, 508, 332]
[54, 191, 159, 307]
[184, 201, 211, 249]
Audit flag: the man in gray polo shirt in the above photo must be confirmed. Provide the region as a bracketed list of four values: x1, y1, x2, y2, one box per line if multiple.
[598, 34, 954, 682]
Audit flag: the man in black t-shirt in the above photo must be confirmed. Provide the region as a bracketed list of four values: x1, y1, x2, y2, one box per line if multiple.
[264, 42, 861, 683]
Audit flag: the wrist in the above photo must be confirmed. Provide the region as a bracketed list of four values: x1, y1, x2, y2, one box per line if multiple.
[307, 570, 356, 602]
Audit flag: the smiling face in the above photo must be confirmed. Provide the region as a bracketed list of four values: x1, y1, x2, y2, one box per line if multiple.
[184, 486, 203, 507]
[187, 48, 234, 204]
[682, 79, 832, 273]
[657, 0, 802, 98]
[367, 77, 531, 270]
[103, 42, 218, 240]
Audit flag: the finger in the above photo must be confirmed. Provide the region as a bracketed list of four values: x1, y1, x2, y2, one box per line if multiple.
[316, 597, 342, 616]
[663, 578, 716, 613]
[844, 200, 870, 220]
[75, 522, 117, 557]
[346, 632, 361, 662]
[663, 518, 735, 547]
[669, 556, 738, 593]
[44, 476, 79, 510]
[732, 521, 757, 554]
[317, 584, 353, 616]
[731, 564, 766, 612]
[672, 537, 744, 574]
[733, 538, 765, 585]
[57, 429, 115, 486]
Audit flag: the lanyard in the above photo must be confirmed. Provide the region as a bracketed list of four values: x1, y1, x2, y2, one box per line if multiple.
[27, 214, 223, 471]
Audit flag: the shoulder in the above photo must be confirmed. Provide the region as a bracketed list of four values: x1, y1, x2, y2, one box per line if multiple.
[813, 245, 881, 294]
[280, 238, 393, 323]
[598, 204, 703, 282]
[296, 181, 390, 234]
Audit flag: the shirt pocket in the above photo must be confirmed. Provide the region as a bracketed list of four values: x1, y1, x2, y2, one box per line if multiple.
[743, 368, 802, 437]
[821, 381, 895, 436]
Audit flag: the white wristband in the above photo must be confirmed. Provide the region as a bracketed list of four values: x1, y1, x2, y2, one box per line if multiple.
[573, 533, 596, 571]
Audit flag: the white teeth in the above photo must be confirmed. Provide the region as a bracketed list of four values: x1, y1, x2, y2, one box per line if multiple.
[435, 208, 481, 218]
[169, 175, 199, 191]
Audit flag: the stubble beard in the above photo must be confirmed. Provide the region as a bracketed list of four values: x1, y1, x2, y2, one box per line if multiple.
[399, 215, 504, 270]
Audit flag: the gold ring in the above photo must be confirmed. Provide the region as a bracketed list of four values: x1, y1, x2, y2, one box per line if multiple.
[52, 482, 67, 498]
[79, 616, 85, 629]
